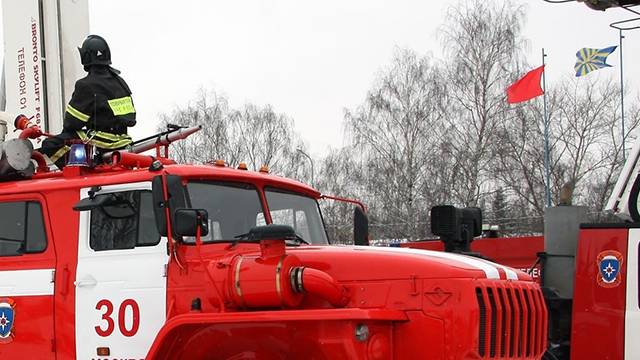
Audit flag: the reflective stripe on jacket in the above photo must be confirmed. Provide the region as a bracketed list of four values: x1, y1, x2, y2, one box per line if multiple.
[77, 130, 132, 150]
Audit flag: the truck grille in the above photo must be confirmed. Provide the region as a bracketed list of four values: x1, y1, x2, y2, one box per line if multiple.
[475, 282, 547, 359]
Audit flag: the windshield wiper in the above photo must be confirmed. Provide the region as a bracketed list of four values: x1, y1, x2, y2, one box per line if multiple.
[287, 233, 310, 246]
[231, 232, 310, 245]
[224, 232, 260, 248]
[0, 237, 22, 243]
[233, 232, 251, 240]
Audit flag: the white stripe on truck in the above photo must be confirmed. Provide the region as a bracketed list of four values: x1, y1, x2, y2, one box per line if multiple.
[356, 246, 501, 279]
[0, 268, 54, 296]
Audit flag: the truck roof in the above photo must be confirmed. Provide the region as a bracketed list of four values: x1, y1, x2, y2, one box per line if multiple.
[0, 163, 320, 198]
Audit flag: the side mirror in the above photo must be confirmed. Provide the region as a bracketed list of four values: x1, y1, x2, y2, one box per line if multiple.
[353, 206, 369, 246]
[73, 193, 135, 217]
[173, 208, 209, 237]
[152, 175, 188, 237]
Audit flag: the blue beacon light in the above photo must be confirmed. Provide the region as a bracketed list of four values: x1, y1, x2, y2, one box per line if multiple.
[66, 143, 89, 167]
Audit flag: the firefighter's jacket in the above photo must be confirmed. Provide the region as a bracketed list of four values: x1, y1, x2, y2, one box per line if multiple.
[64, 66, 136, 150]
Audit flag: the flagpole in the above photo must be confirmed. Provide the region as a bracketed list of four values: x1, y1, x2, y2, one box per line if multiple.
[542, 48, 551, 207]
[619, 29, 626, 161]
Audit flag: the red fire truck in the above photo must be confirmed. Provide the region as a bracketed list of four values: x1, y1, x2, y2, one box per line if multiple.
[0, 116, 547, 359]
[0, 0, 544, 357]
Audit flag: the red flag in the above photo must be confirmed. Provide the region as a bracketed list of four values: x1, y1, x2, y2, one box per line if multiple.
[506, 65, 545, 104]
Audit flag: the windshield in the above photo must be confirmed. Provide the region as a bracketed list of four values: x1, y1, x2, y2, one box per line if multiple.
[184, 181, 328, 245]
[185, 181, 264, 243]
[264, 188, 328, 245]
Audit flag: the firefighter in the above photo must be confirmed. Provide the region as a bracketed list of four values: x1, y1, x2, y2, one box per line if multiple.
[41, 34, 136, 168]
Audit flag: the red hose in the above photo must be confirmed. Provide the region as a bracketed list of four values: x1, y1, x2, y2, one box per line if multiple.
[19, 126, 42, 140]
[111, 151, 175, 168]
[31, 151, 49, 173]
[301, 268, 349, 307]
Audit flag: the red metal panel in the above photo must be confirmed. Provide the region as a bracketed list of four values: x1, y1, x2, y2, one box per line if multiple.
[510, 285, 521, 357]
[528, 289, 535, 356]
[481, 287, 492, 356]
[534, 288, 545, 355]
[538, 288, 548, 355]
[491, 285, 503, 358]
[521, 286, 531, 357]
[0, 192, 56, 359]
[571, 228, 628, 360]
[0, 295, 55, 357]
[502, 286, 512, 358]
[472, 280, 546, 359]
[530, 289, 541, 355]
[402, 236, 544, 283]
[146, 309, 407, 360]
[47, 189, 80, 360]
[517, 285, 529, 357]
[526, 289, 536, 357]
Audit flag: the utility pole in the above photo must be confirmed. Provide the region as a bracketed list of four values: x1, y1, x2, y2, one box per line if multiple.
[619, 29, 626, 161]
[542, 48, 551, 207]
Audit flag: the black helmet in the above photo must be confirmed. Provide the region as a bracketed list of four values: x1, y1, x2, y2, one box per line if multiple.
[78, 35, 111, 67]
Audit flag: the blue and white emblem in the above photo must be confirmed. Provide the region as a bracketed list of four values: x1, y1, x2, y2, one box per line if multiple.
[0, 299, 15, 343]
[597, 250, 623, 288]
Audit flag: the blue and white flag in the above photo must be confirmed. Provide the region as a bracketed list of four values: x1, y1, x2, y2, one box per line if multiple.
[574, 46, 617, 77]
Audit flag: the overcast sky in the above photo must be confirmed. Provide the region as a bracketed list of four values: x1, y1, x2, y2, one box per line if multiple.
[89, 0, 639, 157]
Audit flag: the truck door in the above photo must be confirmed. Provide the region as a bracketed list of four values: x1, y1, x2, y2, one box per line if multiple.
[75, 182, 168, 359]
[0, 195, 55, 358]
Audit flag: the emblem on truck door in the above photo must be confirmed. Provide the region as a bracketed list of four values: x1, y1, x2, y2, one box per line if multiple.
[597, 250, 624, 288]
[0, 298, 15, 343]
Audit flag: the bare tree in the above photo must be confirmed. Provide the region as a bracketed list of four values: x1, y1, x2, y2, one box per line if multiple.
[316, 146, 366, 244]
[555, 78, 640, 218]
[493, 94, 557, 217]
[553, 77, 638, 201]
[159, 89, 233, 164]
[494, 75, 640, 228]
[155, 1, 640, 241]
[439, 0, 528, 207]
[227, 103, 303, 176]
[344, 48, 447, 240]
[158, 88, 307, 180]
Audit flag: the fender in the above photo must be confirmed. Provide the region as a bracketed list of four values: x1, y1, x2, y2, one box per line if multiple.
[146, 308, 407, 360]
